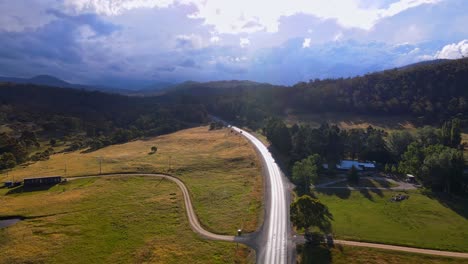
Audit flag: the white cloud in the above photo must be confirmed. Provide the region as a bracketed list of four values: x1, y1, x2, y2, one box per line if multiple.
[210, 36, 220, 43]
[65, 0, 177, 15]
[239, 37, 250, 48]
[302, 38, 311, 48]
[65, 0, 441, 33]
[175, 34, 205, 49]
[435, 39, 468, 59]
[333, 32, 343, 42]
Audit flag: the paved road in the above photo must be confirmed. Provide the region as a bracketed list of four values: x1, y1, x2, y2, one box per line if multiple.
[67, 174, 240, 242]
[232, 127, 291, 264]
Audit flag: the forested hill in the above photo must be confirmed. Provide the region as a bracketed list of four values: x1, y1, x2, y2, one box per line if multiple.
[0, 83, 207, 156]
[162, 58, 468, 126]
[290, 57, 468, 120]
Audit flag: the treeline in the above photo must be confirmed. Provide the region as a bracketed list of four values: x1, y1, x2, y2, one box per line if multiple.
[163, 58, 468, 126]
[264, 118, 467, 194]
[0, 83, 208, 169]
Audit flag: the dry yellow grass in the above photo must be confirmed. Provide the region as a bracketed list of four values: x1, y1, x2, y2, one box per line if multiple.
[285, 112, 417, 133]
[2, 126, 263, 235]
[0, 177, 254, 263]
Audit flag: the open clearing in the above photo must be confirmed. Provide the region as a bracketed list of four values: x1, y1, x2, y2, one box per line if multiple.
[297, 244, 468, 264]
[1, 126, 263, 235]
[313, 189, 468, 252]
[0, 126, 262, 263]
[0, 177, 253, 263]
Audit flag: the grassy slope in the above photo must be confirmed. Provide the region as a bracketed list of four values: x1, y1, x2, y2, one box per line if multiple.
[297, 244, 468, 264]
[314, 190, 468, 252]
[0, 177, 253, 263]
[1, 126, 263, 235]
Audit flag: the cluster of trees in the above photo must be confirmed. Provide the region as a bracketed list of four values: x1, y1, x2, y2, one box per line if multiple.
[264, 117, 391, 192]
[264, 117, 467, 194]
[397, 120, 466, 193]
[264, 118, 390, 165]
[0, 131, 38, 169]
[0, 83, 208, 170]
[209, 121, 224, 130]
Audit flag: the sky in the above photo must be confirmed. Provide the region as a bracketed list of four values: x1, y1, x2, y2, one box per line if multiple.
[0, 0, 467, 88]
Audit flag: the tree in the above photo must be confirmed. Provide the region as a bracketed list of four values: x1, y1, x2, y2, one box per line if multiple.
[150, 146, 158, 154]
[292, 155, 321, 194]
[360, 126, 390, 163]
[0, 152, 16, 170]
[344, 129, 365, 160]
[386, 130, 414, 161]
[19, 130, 39, 148]
[347, 165, 359, 184]
[398, 142, 424, 176]
[384, 164, 391, 173]
[417, 126, 440, 147]
[421, 145, 464, 193]
[290, 195, 333, 234]
[264, 117, 292, 154]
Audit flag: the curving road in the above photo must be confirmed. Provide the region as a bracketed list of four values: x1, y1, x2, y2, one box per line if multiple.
[67, 174, 238, 242]
[70, 124, 293, 264]
[232, 127, 291, 264]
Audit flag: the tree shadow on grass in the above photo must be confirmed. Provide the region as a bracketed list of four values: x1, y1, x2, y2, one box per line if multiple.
[297, 243, 332, 264]
[6, 184, 58, 195]
[356, 179, 384, 201]
[315, 188, 351, 199]
[424, 191, 468, 219]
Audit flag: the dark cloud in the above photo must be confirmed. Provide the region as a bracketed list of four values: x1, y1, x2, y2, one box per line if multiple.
[0, 9, 120, 81]
[156, 66, 176, 72]
[179, 59, 198, 68]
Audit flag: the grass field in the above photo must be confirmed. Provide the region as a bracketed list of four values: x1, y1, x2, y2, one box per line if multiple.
[284, 112, 417, 132]
[1, 126, 263, 235]
[0, 177, 253, 263]
[313, 190, 468, 252]
[297, 244, 468, 264]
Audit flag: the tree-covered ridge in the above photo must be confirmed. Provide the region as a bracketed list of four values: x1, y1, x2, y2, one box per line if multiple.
[0, 83, 208, 169]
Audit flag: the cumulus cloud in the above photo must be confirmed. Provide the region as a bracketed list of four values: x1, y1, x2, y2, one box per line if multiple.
[210, 36, 220, 43]
[239, 37, 250, 48]
[435, 39, 468, 59]
[64, 0, 441, 33]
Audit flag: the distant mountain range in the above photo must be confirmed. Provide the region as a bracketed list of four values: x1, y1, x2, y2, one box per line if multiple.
[0, 75, 175, 95]
[0, 59, 455, 95]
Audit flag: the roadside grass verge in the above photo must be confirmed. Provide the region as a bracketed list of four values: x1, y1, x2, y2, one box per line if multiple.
[297, 244, 468, 264]
[0, 177, 254, 263]
[313, 189, 468, 252]
[1, 126, 263, 236]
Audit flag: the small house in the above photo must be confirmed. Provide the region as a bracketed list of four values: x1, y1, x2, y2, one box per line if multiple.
[323, 160, 376, 171]
[23, 176, 62, 187]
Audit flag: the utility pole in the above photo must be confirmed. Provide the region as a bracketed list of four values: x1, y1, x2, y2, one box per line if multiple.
[99, 157, 102, 175]
[64, 161, 67, 177]
[169, 155, 172, 170]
